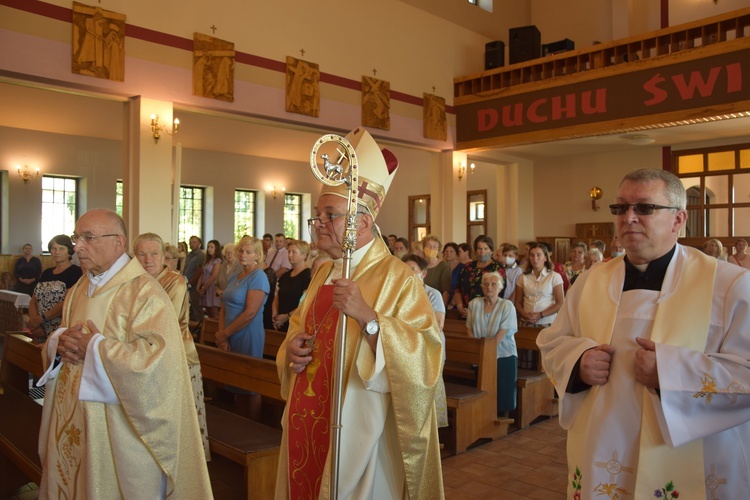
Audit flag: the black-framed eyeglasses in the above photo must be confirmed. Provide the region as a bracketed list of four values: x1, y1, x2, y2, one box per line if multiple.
[71, 233, 120, 244]
[609, 203, 680, 216]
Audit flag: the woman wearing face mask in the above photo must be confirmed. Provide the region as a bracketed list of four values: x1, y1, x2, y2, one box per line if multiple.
[609, 237, 625, 260]
[422, 234, 451, 304]
[392, 237, 410, 259]
[453, 235, 504, 318]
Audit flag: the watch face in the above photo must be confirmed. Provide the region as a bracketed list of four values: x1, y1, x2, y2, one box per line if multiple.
[366, 320, 379, 335]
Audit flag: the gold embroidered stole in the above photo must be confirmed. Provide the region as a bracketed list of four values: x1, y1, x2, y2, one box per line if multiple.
[577, 251, 715, 497]
[44, 281, 119, 497]
[287, 284, 340, 499]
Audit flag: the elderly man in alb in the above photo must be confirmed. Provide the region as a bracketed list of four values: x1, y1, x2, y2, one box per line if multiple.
[538, 169, 750, 498]
[36, 209, 212, 499]
[276, 128, 444, 499]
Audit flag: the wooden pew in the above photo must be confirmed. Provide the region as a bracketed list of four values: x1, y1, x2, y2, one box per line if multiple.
[442, 332, 511, 454]
[263, 329, 285, 359]
[199, 317, 219, 345]
[515, 326, 558, 428]
[0, 333, 44, 494]
[195, 344, 283, 500]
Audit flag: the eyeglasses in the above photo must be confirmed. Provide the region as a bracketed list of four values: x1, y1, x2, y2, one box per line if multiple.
[70, 233, 120, 244]
[307, 212, 351, 226]
[608, 203, 679, 216]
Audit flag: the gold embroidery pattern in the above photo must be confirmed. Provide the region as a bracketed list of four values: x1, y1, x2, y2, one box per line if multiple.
[52, 365, 83, 498]
[693, 372, 718, 405]
[592, 450, 633, 497]
[593, 482, 629, 498]
[705, 464, 728, 500]
[727, 381, 745, 405]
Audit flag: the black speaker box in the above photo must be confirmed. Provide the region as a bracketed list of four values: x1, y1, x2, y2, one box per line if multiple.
[484, 40, 505, 70]
[542, 38, 575, 56]
[509, 25, 541, 64]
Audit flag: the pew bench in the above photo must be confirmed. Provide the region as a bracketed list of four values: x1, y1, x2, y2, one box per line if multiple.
[196, 343, 283, 500]
[514, 326, 559, 428]
[442, 334, 510, 454]
[0, 333, 44, 495]
[263, 329, 285, 360]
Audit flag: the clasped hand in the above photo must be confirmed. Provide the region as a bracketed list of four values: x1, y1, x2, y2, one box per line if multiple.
[57, 320, 99, 365]
[578, 338, 659, 389]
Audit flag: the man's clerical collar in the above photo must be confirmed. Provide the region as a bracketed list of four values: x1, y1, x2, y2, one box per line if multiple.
[622, 245, 676, 292]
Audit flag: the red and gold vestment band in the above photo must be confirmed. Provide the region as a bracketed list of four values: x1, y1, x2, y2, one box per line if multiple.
[288, 284, 340, 498]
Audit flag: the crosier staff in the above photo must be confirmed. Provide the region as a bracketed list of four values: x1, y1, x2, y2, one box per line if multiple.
[309, 134, 358, 499]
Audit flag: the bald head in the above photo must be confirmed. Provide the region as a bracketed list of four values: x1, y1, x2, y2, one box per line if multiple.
[73, 209, 128, 274]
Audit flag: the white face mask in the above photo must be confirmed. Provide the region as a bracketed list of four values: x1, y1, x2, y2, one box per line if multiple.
[611, 251, 625, 258]
[504, 256, 516, 267]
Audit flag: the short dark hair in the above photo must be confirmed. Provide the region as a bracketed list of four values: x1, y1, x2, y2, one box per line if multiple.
[396, 237, 410, 248]
[443, 242, 459, 254]
[190, 235, 204, 249]
[48, 235, 74, 259]
[402, 253, 428, 271]
[473, 235, 494, 253]
[263, 233, 273, 240]
[458, 242, 472, 258]
[274, 233, 285, 239]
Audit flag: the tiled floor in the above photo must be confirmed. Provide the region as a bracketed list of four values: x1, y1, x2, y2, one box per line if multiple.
[441, 418, 568, 499]
[0, 417, 567, 500]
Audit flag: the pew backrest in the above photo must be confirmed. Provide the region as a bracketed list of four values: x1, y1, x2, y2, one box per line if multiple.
[1, 333, 43, 393]
[196, 343, 283, 402]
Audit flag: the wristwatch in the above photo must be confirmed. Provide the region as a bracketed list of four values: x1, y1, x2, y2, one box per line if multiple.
[362, 318, 380, 336]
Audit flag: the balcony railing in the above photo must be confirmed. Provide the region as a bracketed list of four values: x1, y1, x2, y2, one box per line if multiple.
[454, 8, 750, 102]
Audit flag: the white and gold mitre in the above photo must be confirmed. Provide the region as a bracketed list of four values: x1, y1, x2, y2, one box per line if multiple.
[319, 127, 399, 220]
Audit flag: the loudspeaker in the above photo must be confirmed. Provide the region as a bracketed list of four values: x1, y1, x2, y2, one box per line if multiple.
[542, 38, 575, 56]
[509, 25, 541, 64]
[484, 40, 505, 70]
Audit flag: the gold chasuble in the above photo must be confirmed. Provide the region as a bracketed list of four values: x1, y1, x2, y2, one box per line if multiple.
[575, 251, 716, 497]
[288, 284, 340, 498]
[38, 258, 212, 499]
[276, 238, 444, 500]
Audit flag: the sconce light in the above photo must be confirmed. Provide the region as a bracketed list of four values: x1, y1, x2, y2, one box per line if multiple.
[589, 186, 603, 211]
[272, 185, 286, 199]
[457, 162, 476, 181]
[470, 162, 476, 175]
[150, 114, 180, 144]
[17, 164, 40, 183]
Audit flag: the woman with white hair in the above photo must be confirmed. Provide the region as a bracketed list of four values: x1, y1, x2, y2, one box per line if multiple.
[466, 271, 518, 417]
[133, 232, 210, 461]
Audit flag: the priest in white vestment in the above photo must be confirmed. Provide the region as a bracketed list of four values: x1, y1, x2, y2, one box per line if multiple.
[538, 169, 750, 499]
[36, 209, 212, 499]
[276, 128, 444, 499]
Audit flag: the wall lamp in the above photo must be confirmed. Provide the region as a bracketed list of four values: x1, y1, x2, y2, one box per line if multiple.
[151, 114, 180, 144]
[17, 164, 40, 183]
[271, 185, 286, 199]
[457, 162, 475, 181]
[589, 186, 603, 211]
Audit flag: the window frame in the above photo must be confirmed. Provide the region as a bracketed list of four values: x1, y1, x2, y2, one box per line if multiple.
[234, 189, 257, 242]
[283, 193, 303, 239]
[41, 175, 79, 253]
[178, 185, 205, 244]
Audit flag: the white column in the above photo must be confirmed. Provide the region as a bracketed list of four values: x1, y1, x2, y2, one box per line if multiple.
[123, 96, 176, 246]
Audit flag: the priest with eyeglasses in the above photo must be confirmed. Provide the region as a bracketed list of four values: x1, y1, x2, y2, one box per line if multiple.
[538, 168, 750, 498]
